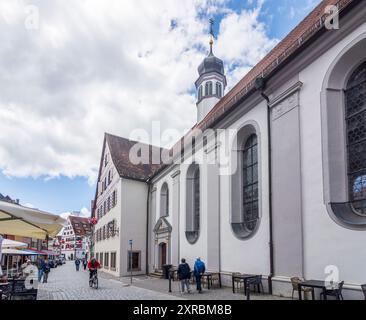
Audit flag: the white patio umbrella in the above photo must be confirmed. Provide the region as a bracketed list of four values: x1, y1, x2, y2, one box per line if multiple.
[1, 239, 28, 249]
[2, 248, 38, 255]
[0, 201, 66, 239]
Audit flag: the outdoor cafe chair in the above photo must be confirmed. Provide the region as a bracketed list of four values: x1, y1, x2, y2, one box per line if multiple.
[290, 277, 314, 300]
[232, 272, 244, 292]
[320, 281, 344, 300]
[247, 275, 264, 294]
[210, 273, 220, 289]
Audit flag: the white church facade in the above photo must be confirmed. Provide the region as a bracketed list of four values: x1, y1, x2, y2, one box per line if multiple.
[92, 0, 366, 299]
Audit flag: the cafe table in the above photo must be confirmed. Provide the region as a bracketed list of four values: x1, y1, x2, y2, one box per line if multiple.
[232, 274, 257, 295]
[298, 280, 335, 300]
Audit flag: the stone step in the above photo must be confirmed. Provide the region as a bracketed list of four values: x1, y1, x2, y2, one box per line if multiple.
[149, 271, 164, 279]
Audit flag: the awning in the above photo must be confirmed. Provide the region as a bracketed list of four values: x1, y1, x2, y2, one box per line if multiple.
[2, 239, 28, 249]
[24, 248, 48, 256]
[0, 201, 66, 240]
[41, 250, 59, 256]
[2, 248, 38, 255]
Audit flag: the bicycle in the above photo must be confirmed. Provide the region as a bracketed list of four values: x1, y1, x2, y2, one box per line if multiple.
[89, 270, 98, 289]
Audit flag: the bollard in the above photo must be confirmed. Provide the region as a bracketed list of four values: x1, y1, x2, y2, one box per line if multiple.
[168, 271, 172, 293]
[246, 284, 250, 300]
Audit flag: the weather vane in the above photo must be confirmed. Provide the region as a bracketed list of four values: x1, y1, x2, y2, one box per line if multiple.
[209, 18, 215, 38]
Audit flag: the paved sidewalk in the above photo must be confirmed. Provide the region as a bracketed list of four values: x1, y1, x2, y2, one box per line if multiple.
[100, 272, 289, 301]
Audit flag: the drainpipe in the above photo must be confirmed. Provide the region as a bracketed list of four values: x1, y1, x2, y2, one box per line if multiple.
[146, 182, 151, 275]
[255, 77, 274, 295]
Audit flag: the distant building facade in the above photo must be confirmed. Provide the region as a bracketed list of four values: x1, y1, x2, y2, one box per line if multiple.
[60, 216, 92, 260]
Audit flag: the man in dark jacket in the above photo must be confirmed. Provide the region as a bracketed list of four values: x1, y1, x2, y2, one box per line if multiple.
[177, 258, 191, 293]
[193, 257, 206, 293]
[75, 258, 81, 271]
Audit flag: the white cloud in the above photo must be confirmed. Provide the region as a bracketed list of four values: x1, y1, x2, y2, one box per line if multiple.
[0, 0, 277, 184]
[59, 207, 90, 220]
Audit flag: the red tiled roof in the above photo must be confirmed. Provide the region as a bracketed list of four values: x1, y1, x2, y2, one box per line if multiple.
[69, 216, 92, 237]
[106, 133, 167, 182]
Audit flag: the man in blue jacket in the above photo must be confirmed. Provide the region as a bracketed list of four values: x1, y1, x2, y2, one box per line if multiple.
[193, 257, 205, 293]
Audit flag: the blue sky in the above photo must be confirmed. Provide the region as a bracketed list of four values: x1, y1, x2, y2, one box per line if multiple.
[0, 0, 320, 216]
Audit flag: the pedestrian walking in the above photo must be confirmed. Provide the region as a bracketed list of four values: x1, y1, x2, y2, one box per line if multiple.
[75, 258, 81, 271]
[36, 257, 45, 282]
[42, 258, 51, 283]
[193, 257, 206, 293]
[177, 258, 191, 294]
[82, 258, 87, 271]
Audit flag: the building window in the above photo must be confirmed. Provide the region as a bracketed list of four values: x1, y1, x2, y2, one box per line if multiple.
[345, 61, 366, 215]
[112, 190, 117, 207]
[100, 252, 104, 267]
[110, 252, 117, 271]
[160, 183, 169, 217]
[231, 125, 261, 239]
[104, 252, 109, 268]
[216, 82, 222, 98]
[205, 81, 213, 96]
[104, 154, 108, 167]
[127, 251, 141, 271]
[102, 225, 106, 240]
[96, 252, 99, 261]
[104, 201, 107, 215]
[242, 134, 259, 232]
[185, 163, 200, 244]
[198, 85, 203, 100]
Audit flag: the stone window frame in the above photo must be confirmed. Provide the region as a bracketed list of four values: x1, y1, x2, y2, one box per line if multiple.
[321, 33, 366, 230]
[230, 121, 262, 240]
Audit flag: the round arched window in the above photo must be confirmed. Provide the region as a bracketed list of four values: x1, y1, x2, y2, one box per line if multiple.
[345, 61, 366, 215]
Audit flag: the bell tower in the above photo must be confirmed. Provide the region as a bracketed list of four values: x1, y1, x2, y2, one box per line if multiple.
[195, 19, 226, 123]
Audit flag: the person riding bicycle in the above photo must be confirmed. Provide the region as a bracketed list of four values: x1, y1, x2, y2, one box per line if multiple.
[87, 257, 101, 280]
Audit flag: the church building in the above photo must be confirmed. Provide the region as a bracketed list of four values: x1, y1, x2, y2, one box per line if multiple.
[92, 0, 366, 298]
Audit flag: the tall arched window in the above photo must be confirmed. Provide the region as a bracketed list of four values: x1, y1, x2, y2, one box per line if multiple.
[216, 82, 222, 98]
[243, 134, 259, 231]
[198, 86, 203, 100]
[205, 81, 213, 96]
[208, 81, 213, 95]
[186, 163, 200, 244]
[346, 61, 366, 215]
[231, 125, 260, 239]
[160, 183, 169, 217]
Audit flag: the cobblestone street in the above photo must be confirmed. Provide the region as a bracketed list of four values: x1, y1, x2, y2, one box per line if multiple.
[36, 261, 287, 300]
[37, 262, 181, 300]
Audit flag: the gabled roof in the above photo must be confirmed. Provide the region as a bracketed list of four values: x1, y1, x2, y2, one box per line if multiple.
[105, 133, 167, 182]
[69, 216, 92, 237]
